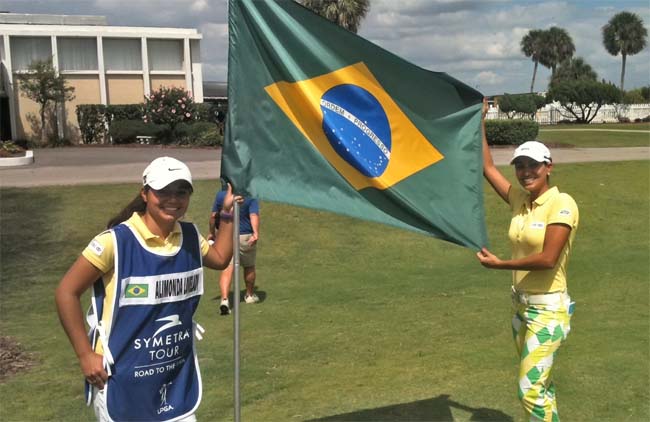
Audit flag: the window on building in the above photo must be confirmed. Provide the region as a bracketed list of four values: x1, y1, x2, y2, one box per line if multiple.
[58, 37, 98, 71]
[10, 36, 52, 70]
[148, 39, 183, 71]
[104, 38, 142, 71]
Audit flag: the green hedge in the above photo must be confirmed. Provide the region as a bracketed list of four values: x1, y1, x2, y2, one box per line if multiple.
[76, 104, 107, 144]
[484, 119, 539, 146]
[107, 120, 222, 146]
[109, 120, 169, 144]
[174, 122, 223, 146]
[76, 104, 144, 144]
[106, 104, 143, 122]
[194, 102, 227, 123]
[77, 102, 224, 145]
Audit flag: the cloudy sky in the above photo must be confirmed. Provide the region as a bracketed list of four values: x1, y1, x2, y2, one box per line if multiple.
[3, 0, 649, 95]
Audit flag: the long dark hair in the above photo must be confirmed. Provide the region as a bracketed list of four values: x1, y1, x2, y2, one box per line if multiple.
[106, 187, 149, 229]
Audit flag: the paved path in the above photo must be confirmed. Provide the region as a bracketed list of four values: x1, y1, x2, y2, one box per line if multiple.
[1, 145, 648, 188]
[1, 146, 221, 188]
[491, 146, 649, 165]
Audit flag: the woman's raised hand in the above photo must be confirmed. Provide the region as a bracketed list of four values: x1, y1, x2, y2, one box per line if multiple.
[222, 183, 244, 212]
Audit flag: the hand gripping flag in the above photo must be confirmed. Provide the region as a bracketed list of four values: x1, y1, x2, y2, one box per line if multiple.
[223, 0, 487, 249]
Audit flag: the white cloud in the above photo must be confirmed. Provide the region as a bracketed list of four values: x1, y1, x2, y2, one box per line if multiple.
[2, 0, 648, 92]
[202, 62, 227, 81]
[361, 0, 649, 94]
[201, 22, 228, 39]
[191, 0, 209, 13]
[475, 71, 505, 86]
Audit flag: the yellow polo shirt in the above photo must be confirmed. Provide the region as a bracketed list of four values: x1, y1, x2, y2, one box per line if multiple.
[508, 186, 579, 293]
[81, 212, 209, 353]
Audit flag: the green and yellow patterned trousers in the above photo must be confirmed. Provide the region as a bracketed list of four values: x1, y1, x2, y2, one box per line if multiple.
[512, 298, 573, 422]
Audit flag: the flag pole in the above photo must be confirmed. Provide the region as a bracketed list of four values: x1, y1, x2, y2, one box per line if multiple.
[232, 200, 241, 422]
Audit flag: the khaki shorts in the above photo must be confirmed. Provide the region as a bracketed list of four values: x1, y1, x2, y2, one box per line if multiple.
[234, 233, 257, 268]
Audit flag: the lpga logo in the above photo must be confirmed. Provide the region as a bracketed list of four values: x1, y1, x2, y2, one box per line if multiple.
[157, 382, 174, 414]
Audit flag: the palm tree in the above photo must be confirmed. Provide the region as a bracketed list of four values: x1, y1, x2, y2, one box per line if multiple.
[550, 57, 598, 86]
[539, 27, 575, 78]
[602, 11, 648, 91]
[520, 29, 547, 92]
[301, 0, 370, 33]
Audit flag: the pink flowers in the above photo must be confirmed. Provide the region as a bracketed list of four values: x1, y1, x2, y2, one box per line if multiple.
[142, 86, 195, 126]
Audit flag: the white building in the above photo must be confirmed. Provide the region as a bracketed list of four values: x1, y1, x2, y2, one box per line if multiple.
[0, 12, 203, 142]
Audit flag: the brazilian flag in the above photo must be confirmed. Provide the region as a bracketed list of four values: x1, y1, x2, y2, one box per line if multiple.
[125, 284, 148, 298]
[223, 0, 487, 249]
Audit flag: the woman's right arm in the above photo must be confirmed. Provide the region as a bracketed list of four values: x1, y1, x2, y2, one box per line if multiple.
[203, 183, 243, 270]
[55, 256, 108, 389]
[481, 99, 511, 203]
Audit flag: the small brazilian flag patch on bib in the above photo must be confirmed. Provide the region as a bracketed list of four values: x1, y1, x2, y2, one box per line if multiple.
[125, 284, 148, 298]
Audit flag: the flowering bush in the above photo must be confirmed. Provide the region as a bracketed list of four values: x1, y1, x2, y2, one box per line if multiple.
[142, 87, 196, 130]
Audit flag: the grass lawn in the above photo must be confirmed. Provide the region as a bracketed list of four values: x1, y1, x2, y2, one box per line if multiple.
[1, 161, 649, 421]
[540, 122, 650, 131]
[537, 122, 650, 147]
[537, 131, 649, 148]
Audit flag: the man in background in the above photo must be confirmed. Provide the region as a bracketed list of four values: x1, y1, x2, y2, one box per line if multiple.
[208, 190, 260, 315]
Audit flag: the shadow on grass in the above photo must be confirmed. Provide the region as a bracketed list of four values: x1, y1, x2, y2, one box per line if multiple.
[308, 394, 513, 422]
[0, 188, 61, 291]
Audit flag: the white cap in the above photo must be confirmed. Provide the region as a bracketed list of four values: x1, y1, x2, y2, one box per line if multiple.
[142, 157, 193, 190]
[510, 141, 552, 164]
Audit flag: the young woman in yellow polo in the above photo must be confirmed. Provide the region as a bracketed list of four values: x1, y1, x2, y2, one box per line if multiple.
[55, 157, 241, 422]
[476, 101, 578, 422]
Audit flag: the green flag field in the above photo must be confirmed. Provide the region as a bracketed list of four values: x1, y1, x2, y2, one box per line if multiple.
[224, 0, 487, 250]
[1, 160, 648, 421]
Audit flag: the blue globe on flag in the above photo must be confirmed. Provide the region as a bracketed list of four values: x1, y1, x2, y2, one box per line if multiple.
[320, 84, 391, 178]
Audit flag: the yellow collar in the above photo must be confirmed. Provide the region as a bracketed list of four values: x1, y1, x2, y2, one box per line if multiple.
[533, 186, 559, 206]
[126, 212, 181, 241]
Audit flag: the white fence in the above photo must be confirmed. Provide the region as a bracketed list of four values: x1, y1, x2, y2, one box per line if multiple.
[486, 103, 650, 125]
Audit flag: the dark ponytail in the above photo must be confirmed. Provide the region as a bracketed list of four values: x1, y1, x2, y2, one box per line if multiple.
[106, 188, 149, 229]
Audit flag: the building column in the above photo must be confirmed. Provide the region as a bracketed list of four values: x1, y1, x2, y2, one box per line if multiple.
[190, 39, 203, 102]
[183, 37, 192, 98]
[3, 35, 17, 140]
[97, 36, 107, 105]
[51, 35, 65, 140]
[96, 36, 108, 143]
[142, 37, 150, 97]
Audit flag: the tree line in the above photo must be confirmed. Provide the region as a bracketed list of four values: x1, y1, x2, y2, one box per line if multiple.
[515, 11, 648, 123]
[11, 2, 648, 146]
[522, 11, 647, 93]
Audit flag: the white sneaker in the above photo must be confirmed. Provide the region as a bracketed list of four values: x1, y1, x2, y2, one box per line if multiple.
[244, 293, 260, 304]
[219, 298, 230, 315]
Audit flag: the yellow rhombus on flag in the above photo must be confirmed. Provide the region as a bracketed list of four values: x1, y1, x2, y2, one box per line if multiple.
[265, 62, 444, 190]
